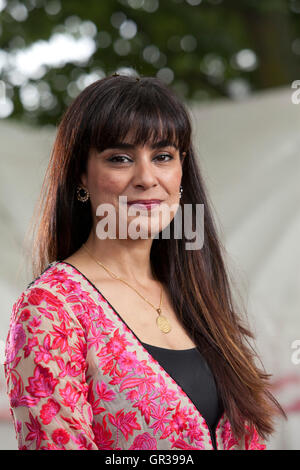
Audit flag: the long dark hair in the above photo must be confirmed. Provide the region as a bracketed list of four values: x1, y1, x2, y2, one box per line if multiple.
[26, 74, 286, 442]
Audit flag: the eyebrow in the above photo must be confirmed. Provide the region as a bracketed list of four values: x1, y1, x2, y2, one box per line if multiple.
[104, 140, 179, 151]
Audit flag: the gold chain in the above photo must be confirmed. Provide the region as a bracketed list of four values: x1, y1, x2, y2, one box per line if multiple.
[81, 243, 171, 333]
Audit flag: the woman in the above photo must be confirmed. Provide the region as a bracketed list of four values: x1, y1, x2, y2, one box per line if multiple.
[4, 74, 286, 450]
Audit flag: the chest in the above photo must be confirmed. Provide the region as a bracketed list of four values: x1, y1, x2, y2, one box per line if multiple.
[78, 283, 219, 450]
[90, 278, 196, 350]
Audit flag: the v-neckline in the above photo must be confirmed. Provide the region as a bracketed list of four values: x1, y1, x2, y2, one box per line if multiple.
[55, 260, 225, 448]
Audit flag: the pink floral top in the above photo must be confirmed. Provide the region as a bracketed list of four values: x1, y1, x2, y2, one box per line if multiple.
[4, 261, 266, 450]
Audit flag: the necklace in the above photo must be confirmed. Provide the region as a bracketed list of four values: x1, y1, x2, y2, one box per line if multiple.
[81, 243, 171, 333]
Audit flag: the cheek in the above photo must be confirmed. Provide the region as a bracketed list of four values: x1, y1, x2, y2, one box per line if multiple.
[96, 176, 122, 192]
[164, 168, 182, 193]
[88, 169, 124, 199]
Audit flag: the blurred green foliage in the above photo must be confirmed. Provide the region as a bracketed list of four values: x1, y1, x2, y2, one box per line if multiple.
[0, 0, 299, 127]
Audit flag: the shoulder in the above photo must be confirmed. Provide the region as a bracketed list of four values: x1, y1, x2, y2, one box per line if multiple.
[6, 262, 90, 366]
[10, 261, 89, 332]
[24, 260, 70, 292]
[12, 262, 65, 313]
[21, 260, 89, 302]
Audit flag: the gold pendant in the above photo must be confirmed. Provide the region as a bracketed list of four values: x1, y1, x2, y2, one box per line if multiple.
[156, 315, 171, 333]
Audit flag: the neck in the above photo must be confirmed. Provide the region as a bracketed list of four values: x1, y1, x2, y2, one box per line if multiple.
[81, 230, 156, 285]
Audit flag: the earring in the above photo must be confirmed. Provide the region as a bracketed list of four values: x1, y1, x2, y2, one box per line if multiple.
[179, 185, 183, 199]
[76, 185, 90, 202]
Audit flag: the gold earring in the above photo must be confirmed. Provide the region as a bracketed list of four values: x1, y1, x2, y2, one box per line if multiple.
[76, 185, 90, 202]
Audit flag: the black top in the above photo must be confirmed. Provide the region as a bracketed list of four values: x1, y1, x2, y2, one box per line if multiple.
[141, 341, 224, 450]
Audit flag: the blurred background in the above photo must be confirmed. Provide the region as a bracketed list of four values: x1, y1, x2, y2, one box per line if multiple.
[0, 0, 299, 449]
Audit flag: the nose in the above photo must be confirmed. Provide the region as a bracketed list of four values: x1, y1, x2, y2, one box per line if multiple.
[131, 156, 158, 189]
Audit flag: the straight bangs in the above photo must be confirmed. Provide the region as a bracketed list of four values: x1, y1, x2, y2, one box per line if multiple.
[87, 78, 191, 157]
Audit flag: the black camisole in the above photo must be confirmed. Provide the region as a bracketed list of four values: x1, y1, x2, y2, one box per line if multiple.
[141, 341, 224, 450]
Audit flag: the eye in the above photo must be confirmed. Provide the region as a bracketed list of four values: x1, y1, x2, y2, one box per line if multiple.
[108, 155, 132, 163]
[155, 154, 173, 162]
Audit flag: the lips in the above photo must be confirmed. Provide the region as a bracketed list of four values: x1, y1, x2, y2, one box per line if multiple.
[127, 200, 162, 204]
[127, 200, 162, 210]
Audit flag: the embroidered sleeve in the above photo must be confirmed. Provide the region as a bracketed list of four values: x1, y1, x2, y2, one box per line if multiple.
[4, 287, 98, 450]
[245, 425, 267, 450]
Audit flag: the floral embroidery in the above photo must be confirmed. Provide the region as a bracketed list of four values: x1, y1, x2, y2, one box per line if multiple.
[4, 261, 266, 450]
[129, 432, 157, 450]
[244, 425, 266, 450]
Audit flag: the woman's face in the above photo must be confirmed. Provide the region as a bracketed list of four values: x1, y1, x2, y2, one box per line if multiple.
[81, 137, 186, 240]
